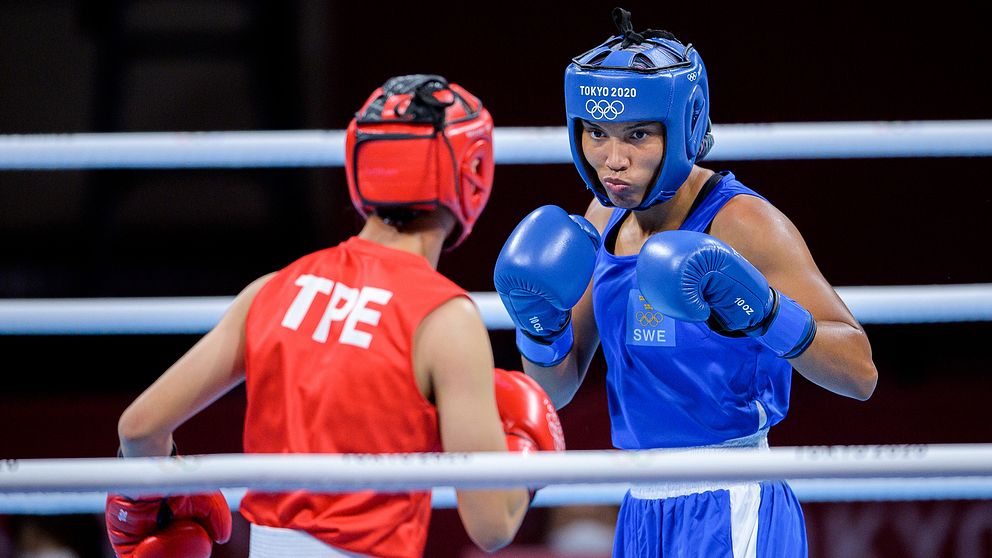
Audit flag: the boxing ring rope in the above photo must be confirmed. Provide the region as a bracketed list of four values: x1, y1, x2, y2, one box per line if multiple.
[10, 477, 992, 516]
[3, 445, 992, 515]
[1, 120, 992, 169]
[1, 284, 991, 335]
[3, 122, 991, 516]
[2, 120, 991, 333]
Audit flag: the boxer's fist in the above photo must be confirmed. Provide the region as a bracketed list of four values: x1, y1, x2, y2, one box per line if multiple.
[636, 230, 815, 358]
[106, 492, 231, 558]
[126, 520, 211, 558]
[494, 368, 565, 454]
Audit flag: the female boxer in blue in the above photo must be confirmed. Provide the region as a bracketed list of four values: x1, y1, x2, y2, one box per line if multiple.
[494, 8, 878, 557]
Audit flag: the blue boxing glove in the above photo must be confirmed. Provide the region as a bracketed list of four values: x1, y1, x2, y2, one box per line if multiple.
[635, 230, 816, 358]
[494, 206, 601, 366]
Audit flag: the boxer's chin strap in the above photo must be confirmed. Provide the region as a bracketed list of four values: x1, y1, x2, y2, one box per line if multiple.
[697, 117, 715, 161]
[612, 7, 677, 48]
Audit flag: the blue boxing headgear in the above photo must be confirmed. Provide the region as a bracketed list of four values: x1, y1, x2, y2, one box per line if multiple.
[564, 8, 713, 209]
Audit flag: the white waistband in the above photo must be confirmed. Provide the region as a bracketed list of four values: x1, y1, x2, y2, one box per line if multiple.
[703, 429, 769, 450]
[629, 479, 762, 500]
[249, 524, 373, 558]
[628, 430, 769, 500]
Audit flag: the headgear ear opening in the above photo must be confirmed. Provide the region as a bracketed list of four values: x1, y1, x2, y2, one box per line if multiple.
[685, 85, 707, 160]
[459, 139, 495, 222]
[697, 118, 715, 161]
[345, 75, 495, 249]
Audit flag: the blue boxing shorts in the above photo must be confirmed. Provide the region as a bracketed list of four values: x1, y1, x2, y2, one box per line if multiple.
[613, 479, 807, 557]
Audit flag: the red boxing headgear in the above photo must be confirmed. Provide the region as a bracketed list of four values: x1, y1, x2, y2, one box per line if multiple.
[345, 75, 495, 249]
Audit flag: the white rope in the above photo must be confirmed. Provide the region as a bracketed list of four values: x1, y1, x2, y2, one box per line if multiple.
[0, 296, 235, 335]
[2, 445, 990, 495]
[5, 476, 992, 515]
[0, 284, 989, 334]
[0, 131, 347, 169]
[835, 283, 992, 324]
[1, 120, 991, 169]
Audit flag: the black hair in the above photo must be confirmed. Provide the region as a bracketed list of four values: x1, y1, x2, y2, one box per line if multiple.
[374, 207, 427, 230]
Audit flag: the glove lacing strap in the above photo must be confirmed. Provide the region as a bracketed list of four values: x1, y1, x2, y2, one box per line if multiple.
[516, 320, 575, 368]
[760, 289, 817, 359]
[706, 288, 817, 359]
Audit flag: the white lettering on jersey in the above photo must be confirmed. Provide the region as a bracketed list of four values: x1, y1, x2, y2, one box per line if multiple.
[312, 282, 359, 343]
[281, 274, 393, 349]
[281, 274, 333, 330]
[340, 287, 393, 349]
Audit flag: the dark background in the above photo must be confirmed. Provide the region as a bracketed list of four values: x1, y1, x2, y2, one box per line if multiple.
[1, 1, 991, 557]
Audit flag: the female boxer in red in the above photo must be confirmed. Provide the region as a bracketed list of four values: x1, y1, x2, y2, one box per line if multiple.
[105, 74, 564, 558]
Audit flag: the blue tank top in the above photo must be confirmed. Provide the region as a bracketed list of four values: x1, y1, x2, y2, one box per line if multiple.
[592, 172, 791, 449]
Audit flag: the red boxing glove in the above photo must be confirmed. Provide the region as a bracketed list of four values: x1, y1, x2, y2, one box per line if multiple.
[125, 520, 211, 558]
[106, 492, 231, 558]
[494, 368, 566, 454]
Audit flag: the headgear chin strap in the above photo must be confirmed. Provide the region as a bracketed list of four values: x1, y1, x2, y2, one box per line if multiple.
[564, 8, 713, 210]
[346, 75, 495, 249]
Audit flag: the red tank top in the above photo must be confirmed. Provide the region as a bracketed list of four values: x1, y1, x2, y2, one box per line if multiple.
[240, 236, 466, 558]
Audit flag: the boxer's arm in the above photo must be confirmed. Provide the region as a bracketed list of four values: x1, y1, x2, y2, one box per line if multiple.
[111, 273, 269, 556]
[416, 297, 528, 553]
[519, 199, 607, 408]
[118, 273, 275, 457]
[711, 196, 877, 400]
[520, 276, 597, 409]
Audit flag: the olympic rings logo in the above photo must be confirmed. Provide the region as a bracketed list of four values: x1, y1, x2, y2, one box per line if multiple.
[635, 311, 663, 327]
[585, 99, 625, 120]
